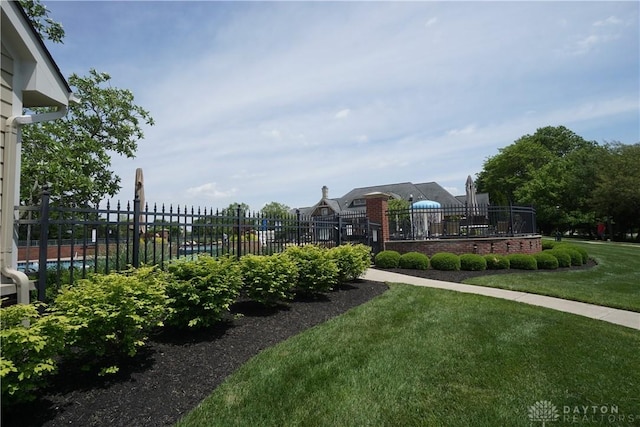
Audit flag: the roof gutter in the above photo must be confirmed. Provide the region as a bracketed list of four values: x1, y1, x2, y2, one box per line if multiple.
[1, 104, 69, 304]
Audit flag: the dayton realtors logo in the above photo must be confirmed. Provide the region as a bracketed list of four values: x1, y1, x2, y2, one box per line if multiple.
[528, 400, 560, 426]
[528, 400, 638, 425]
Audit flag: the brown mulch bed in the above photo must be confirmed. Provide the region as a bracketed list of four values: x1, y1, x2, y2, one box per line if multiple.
[2, 281, 389, 427]
[2, 260, 596, 426]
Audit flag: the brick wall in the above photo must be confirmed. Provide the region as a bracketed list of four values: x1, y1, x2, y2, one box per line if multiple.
[385, 236, 542, 256]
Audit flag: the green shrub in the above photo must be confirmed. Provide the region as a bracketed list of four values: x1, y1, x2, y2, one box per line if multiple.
[329, 244, 372, 283]
[398, 252, 429, 270]
[533, 252, 559, 270]
[0, 303, 68, 403]
[52, 266, 168, 375]
[240, 254, 298, 305]
[374, 250, 401, 269]
[460, 254, 487, 271]
[166, 255, 243, 328]
[430, 253, 461, 271]
[541, 241, 556, 250]
[284, 245, 339, 293]
[546, 249, 572, 268]
[484, 254, 510, 270]
[555, 244, 589, 264]
[506, 254, 538, 270]
[552, 246, 583, 266]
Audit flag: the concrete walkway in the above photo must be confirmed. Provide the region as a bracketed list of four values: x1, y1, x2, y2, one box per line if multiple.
[364, 269, 640, 331]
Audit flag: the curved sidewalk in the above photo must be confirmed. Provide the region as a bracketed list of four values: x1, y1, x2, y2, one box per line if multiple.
[364, 269, 640, 331]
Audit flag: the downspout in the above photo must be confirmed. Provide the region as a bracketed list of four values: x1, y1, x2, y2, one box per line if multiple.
[1, 105, 68, 304]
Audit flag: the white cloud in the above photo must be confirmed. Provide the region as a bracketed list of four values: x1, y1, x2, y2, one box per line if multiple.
[186, 183, 237, 201]
[48, 1, 638, 211]
[594, 16, 622, 27]
[335, 108, 351, 119]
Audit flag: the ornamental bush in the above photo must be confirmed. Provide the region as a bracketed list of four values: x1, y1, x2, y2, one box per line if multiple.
[460, 254, 487, 271]
[374, 250, 401, 269]
[284, 245, 339, 293]
[430, 252, 461, 271]
[240, 254, 298, 305]
[552, 245, 583, 266]
[484, 254, 510, 270]
[533, 252, 559, 270]
[546, 249, 572, 268]
[0, 303, 69, 403]
[506, 254, 537, 270]
[166, 255, 243, 328]
[329, 244, 372, 284]
[52, 266, 168, 375]
[555, 244, 588, 264]
[541, 241, 556, 250]
[398, 252, 429, 270]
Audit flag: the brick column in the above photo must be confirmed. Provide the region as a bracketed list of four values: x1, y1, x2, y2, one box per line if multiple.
[365, 193, 390, 247]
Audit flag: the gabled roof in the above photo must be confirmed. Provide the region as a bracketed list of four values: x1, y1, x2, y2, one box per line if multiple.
[1, 0, 71, 107]
[298, 180, 486, 216]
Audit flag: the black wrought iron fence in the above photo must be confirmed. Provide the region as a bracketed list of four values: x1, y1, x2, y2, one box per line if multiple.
[387, 204, 536, 240]
[15, 190, 374, 300]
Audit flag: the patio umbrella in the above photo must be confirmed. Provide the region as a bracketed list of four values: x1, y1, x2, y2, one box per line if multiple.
[465, 175, 479, 217]
[135, 167, 146, 234]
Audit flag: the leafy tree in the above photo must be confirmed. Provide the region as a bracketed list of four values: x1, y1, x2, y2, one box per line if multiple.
[477, 126, 601, 234]
[591, 143, 640, 241]
[20, 69, 154, 208]
[19, 0, 65, 43]
[260, 202, 291, 218]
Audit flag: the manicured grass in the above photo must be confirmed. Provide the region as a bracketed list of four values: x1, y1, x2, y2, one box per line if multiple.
[465, 239, 640, 312]
[177, 284, 640, 427]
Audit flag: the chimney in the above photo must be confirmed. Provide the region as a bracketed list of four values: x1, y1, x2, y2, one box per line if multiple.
[322, 185, 329, 199]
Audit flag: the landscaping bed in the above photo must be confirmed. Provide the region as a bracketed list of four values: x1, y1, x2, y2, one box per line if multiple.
[2, 280, 388, 427]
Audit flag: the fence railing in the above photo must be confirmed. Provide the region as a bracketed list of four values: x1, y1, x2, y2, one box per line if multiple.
[387, 204, 536, 240]
[15, 191, 375, 300]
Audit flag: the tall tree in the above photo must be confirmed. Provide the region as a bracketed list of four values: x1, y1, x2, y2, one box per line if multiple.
[476, 126, 601, 234]
[19, 0, 65, 43]
[20, 69, 154, 207]
[591, 143, 640, 240]
[260, 202, 291, 218]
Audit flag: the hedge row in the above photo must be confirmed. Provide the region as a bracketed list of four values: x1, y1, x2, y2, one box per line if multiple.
[374, 243, 589, 273]
[0, 244, 371, 404]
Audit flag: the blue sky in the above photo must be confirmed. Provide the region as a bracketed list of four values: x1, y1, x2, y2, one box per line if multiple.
[44, 1, 639, 211]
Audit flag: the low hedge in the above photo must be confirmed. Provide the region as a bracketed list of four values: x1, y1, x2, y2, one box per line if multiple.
[166, 255, 243, 329]
[52, 266, 168, 375]
[533, 252, 559, 270]
[484, 254, 510, 270]
[460, 254, 487, 271]
[329, 244, 371, 283]
[0, 303, 68, 404]
[398, 252, 430, 270]
[430, 252, 461, 271]
[285, 245, 339, 293]
[546, 249, 572, 268]
[374, 250, 401, 269]
[506, 254, 537, 270]
[241, 254, 298, 305]
[555, 244, 588, 264]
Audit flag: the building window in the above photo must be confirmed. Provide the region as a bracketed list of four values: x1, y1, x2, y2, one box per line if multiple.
[352, 198, 366, 207]
[321, 207, 329, 216]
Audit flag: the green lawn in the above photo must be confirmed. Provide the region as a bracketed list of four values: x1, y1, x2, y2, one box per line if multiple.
[465, 239, 640, 312]
[176, 284, 640, 427]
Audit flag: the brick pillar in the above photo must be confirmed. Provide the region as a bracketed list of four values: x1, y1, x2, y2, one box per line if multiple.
[365, 193, 390, 247]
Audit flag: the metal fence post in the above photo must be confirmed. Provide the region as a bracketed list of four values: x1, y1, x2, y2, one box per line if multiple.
[236, 206, 242, 259]
[296, 209, 301, 245]
[37, 186, 50, 303]
[133, 196, 140, 268]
